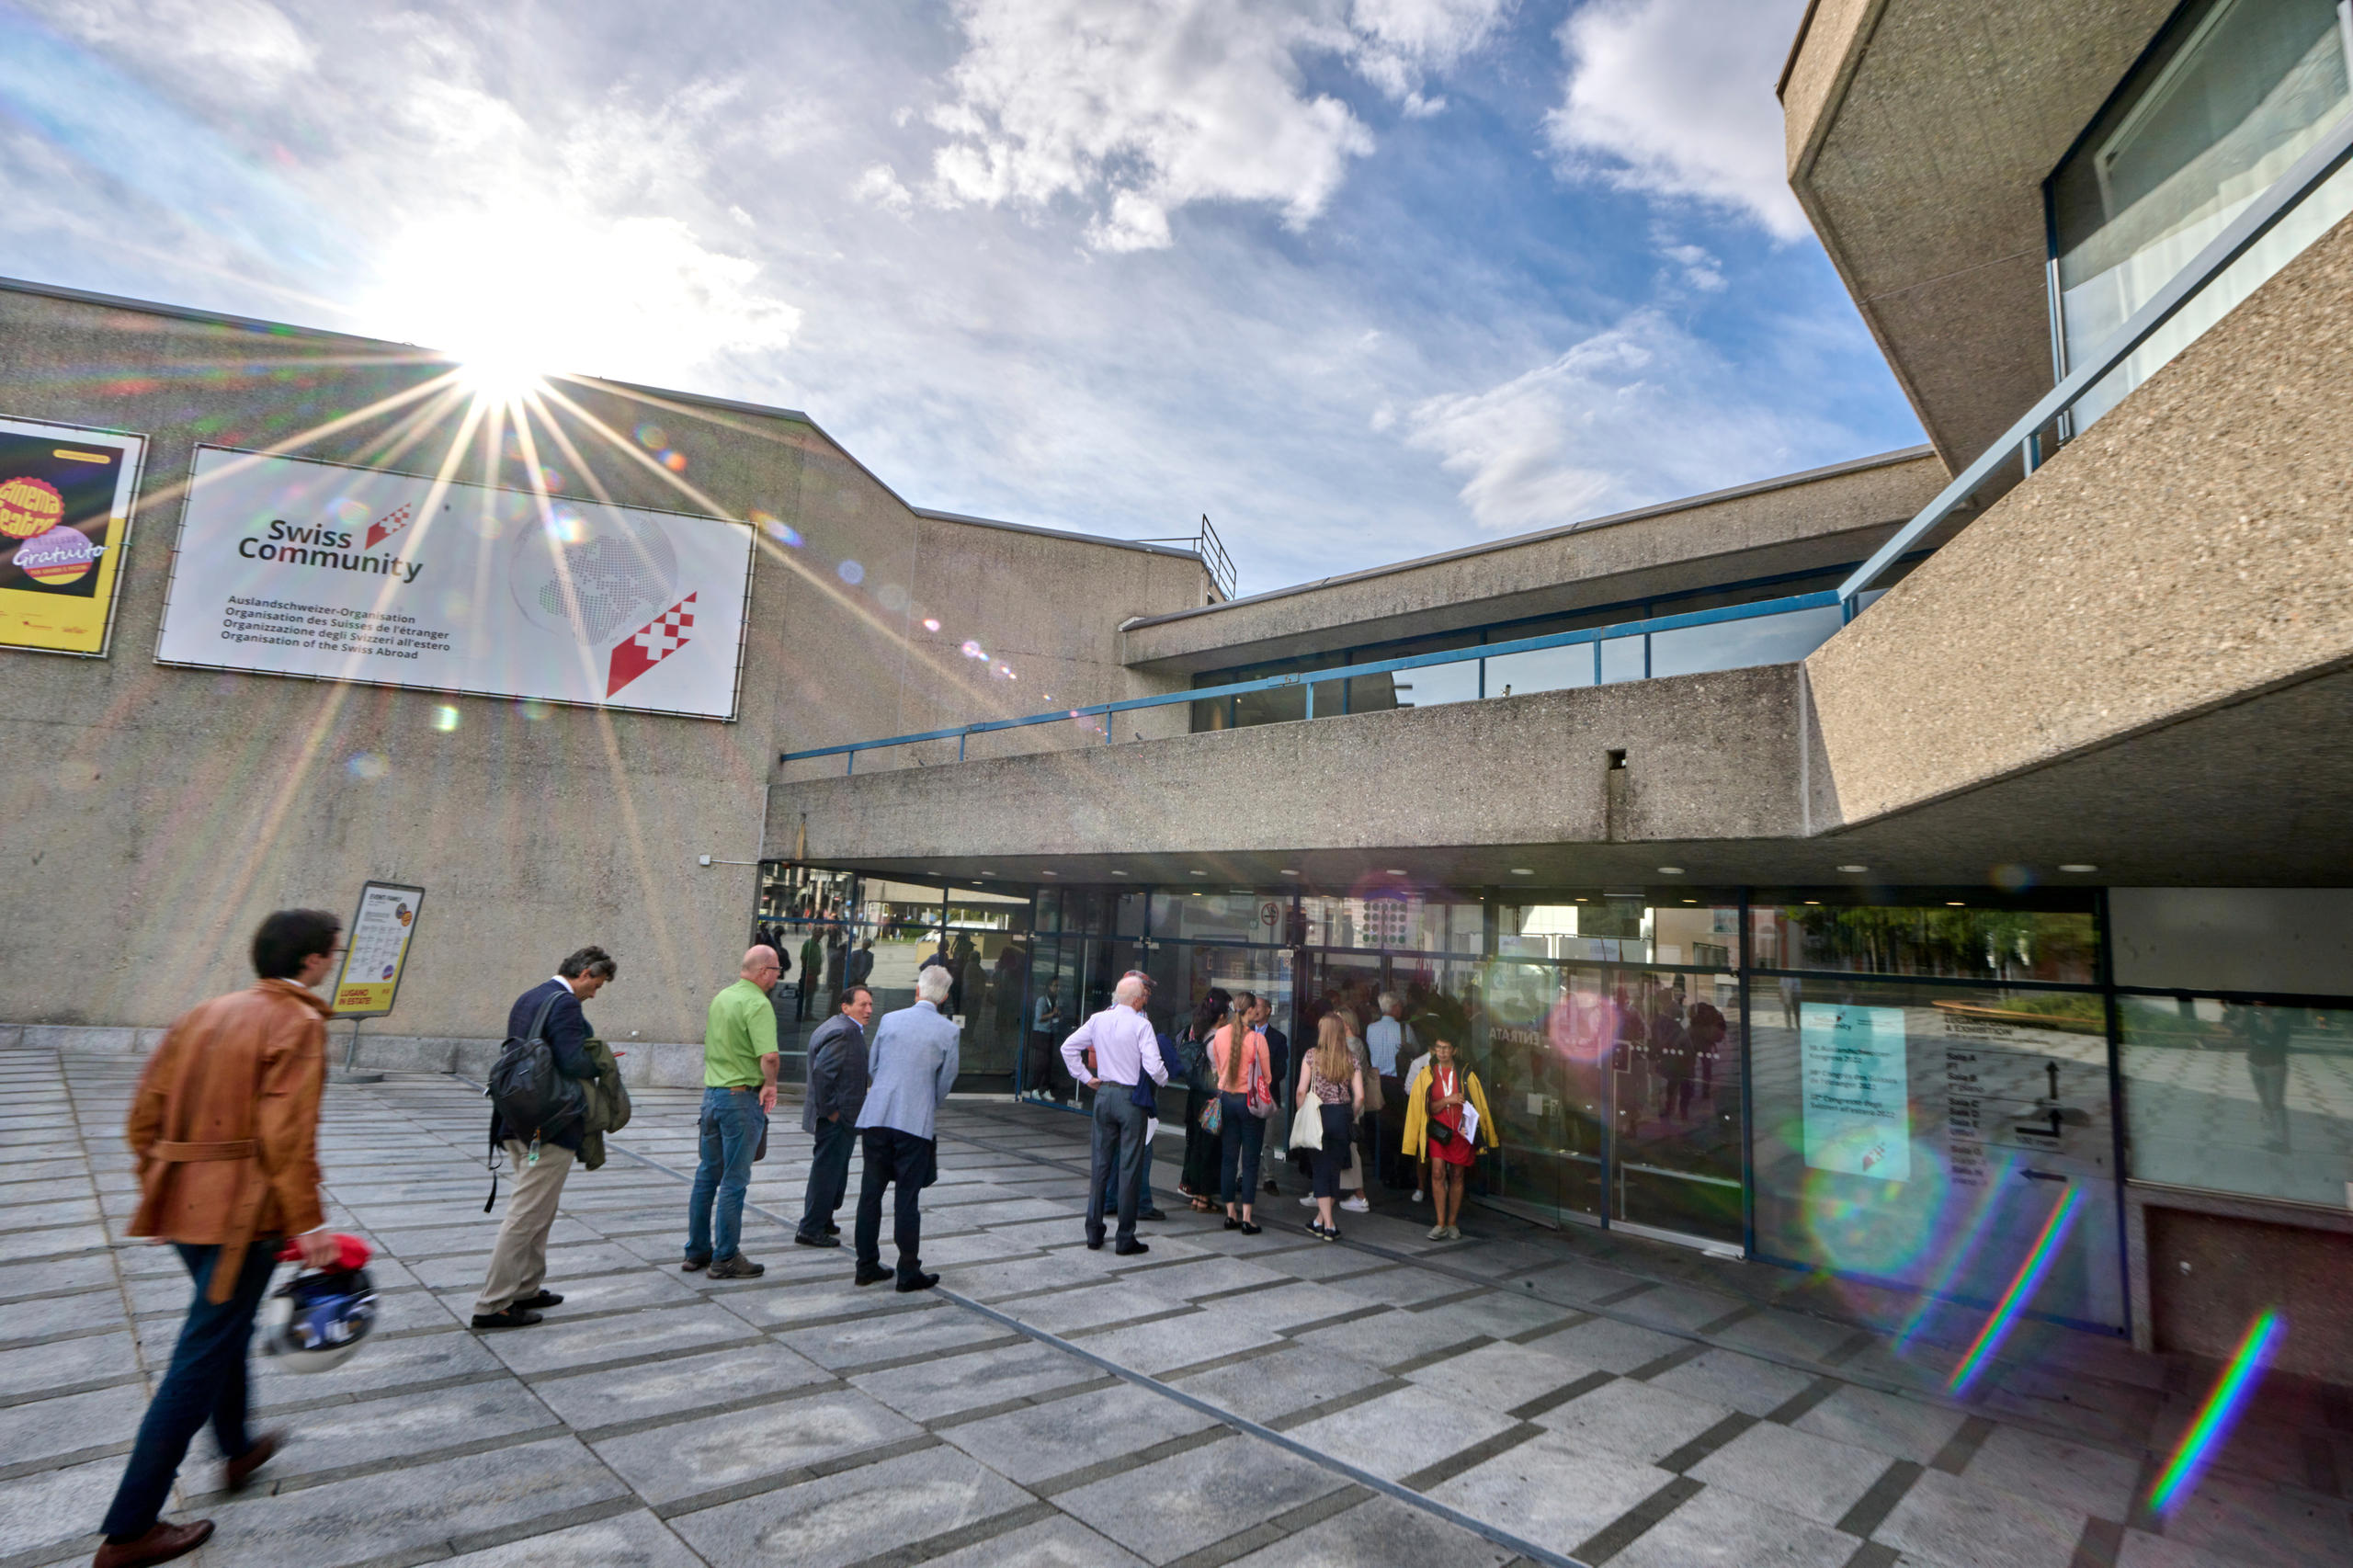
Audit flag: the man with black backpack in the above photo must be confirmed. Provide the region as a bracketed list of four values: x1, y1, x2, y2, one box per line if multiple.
[472, 947, 615, 1330]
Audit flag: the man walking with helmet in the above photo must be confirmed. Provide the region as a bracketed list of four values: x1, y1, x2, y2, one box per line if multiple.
[94, 909, 348, 1568]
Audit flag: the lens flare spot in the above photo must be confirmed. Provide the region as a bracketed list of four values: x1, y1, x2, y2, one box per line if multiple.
[961, 640, 986, 660]
[749, 510, 801, 547]
[2150, 1311, 2284, 1515]
[836, 559, 864, 585]
[544, 506, 585, 545]
[517, 698, 552, 721]
[539, 467, 564, 493]
[1799, 1137, 1952, 1283]
[877, 582, 908, 612]
[332, 498, 370, 528]
[635, 423, 667, 450]
[1990, 862, 2035, 892]
[659, 449, 688, 472]
[922, 618, 941, 632]
[346, 752, 389, 780]
[432, 705, 460, 733]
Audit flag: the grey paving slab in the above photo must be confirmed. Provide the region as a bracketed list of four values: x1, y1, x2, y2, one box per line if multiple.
[1170, 1344, 1392, 1424]
[1529, 1374, 1732, 1464]
[1517, 1256, 1654, 1304]
[593, 1386, 921, 1504]
[1402, 1338, 1597, 1412]
[0, 1327, 137, 1397]
[1872, 1467, 2090, 1568]
[852, 1340, 1095, 1421]
[1054, 1431, 1340, 1564]
[1075, 1309, 1286, 1375]
[1416, 1287, 1583, 1341]
[2114, 1530, 2260, 1568]
[1959, 1421, 2141, 1523]
[914, 1513, 1149, 1568]
[775, 1302, 1011, 1371]
[199, 1436, 631, 1568]
[0, 1250, 119, 1301]
[1322, 1264, 1474, 1308]
[1688, 1419, 1887, 1525]
[2153, 1472, 2353, 1567]
[371, 1217, 605, 1256]
[938, 1381, 1221, 1484]
[666, 1445, 1033, 1568]
[0, 1222, 108, 1263]
[1122, 1256, 1295, 1301]
[720, 1279, 937, 1330]
[481, 1301, 761, 1376]
[540, 1342, 842, 1434]
[1006, 1282, 1188, 1335]
[1191, 1279, 1383, 1335]
[0, 1381, 145, 1470]
[1285, 1382, 1521, 1482]
[0, 1452, 118, 1561]
[1713, 1306, 1872, 1363]
[265, 1379, 562, 1480]
[425, 1508, 707, 1568]
[253, 1328, 503, 1404]
[0, 1287, 124, 1343]
[1520, 1313, 1687, 1374]
[1791, 1383, 1968, 1464]
[1228, 1493, 1516, 1567]
[935, 1253, 1108, 1300]
[1614, 1282, 1748, 1334]
[1647, 1346, 1818, 1416]
[1427, 1430, 1672, 1559]
[1608, 1480, 1863, 1568]
[0, 1197, 99, 1230]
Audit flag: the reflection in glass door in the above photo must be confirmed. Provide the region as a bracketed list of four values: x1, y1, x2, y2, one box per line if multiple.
[1479, 957, 1605, 1223]
[1603, 963, 1745, 1248]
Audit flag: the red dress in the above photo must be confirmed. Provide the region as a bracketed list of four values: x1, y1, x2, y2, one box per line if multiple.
[1427, 1064, 1475, 1167]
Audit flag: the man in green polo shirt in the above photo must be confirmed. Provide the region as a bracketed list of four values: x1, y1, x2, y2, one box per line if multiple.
[684, 945, 781, 1278]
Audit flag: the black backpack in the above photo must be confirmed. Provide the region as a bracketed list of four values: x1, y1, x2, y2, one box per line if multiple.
[481, 989, 585, 1210]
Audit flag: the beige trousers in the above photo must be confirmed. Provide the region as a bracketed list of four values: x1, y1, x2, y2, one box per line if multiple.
[473, 1139, 575, 1315]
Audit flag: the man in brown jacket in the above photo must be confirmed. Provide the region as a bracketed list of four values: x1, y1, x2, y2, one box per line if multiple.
[95, 909, 345, 1568]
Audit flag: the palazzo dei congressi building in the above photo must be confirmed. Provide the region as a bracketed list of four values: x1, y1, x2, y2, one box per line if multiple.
[5, 0, 2352, 1381]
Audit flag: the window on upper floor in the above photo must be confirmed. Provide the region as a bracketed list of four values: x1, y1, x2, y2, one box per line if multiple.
[2050, 0, 2353, 430]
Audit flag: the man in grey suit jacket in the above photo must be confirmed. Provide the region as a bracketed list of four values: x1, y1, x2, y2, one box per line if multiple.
[795, 986, 874, 1247]
[851, 964, 961, 1291]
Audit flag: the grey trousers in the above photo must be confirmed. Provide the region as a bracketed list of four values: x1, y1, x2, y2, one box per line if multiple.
[1086, 1094, 1150, 1245]
[474, 1140, 574, 1315]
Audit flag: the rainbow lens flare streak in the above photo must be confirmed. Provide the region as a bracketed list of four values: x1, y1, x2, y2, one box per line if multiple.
[2148, 1311, 2284, 1516]
[1893, 1153, 2016, 1356]
[1946, 1186, 2082, 1393]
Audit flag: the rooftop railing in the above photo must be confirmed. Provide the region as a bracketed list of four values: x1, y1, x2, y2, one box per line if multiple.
[784, 109, 2353, 778]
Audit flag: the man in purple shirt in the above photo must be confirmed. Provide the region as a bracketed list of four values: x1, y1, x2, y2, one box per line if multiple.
[1062, 973, 1167, 1255]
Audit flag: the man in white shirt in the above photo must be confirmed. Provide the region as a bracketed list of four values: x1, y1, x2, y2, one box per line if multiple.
[1061, 975, 1167, 1255]
[1365, 994, 1414, 1190]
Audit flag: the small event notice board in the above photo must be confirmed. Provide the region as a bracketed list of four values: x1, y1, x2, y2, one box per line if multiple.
[0, 415, 147, 656]
[332, 881, 425, 1017]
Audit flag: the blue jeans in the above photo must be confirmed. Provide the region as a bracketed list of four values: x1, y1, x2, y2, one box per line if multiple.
[1219, 1092, 1265, 1205]
[102, 1242, 279, 1539]
[687, 1087, 764, 1262]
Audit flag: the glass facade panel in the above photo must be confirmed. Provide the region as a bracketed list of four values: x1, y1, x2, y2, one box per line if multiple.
[1750, 976, 2123, 1332]
[1609, 963, 1745, 1244]
[1751, 901, 2097, 983]
[1481, 956, 1608, 1221]
[1152, 891, 1278, 942]
[2120, 994, 2353, 1208]
[1649, 605, 1844, 679]
[940, 887, 1031, 1085]
[1389, 658, 1482, 710]
[2052, 0, 2353, 429]
[1484, 642, 1594, 699]
[1600, 635, 1645, 683]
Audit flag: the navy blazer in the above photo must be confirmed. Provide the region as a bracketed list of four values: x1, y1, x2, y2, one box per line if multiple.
[801, 1012, 870, 1134]
[494, 978, 597, 1150]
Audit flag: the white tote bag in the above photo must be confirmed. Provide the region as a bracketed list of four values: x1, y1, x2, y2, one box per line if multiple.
[1287, 1094, 1323, 1154]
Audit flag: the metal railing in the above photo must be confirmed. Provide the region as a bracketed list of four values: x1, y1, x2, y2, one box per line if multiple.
[782, 589, 1844, 772]
[1840, 108, 2353, 602]
[1132, 513, 1237, 601]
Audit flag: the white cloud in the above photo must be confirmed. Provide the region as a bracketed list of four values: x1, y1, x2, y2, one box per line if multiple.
[1547, 0, 1811, 240]
[46, 0, 316, 97]
[853, 163, 915, 214]
[1401, 309, 1831, 532]
[926, 0, 1377, 252]
[1348, 0, 1511, 114]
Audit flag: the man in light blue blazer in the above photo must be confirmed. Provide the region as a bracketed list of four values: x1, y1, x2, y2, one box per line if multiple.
[851, 964, 961, 1291]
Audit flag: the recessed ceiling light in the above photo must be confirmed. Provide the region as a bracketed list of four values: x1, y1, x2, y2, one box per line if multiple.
[1804, 900, 1820, 905]
[1279, 869, 1300, 877]
[1837, 864, 1869, 873]
[1040, 869, 1058, 877]
[1111, 870, 1130, 877]
[1657, 866, 1684, 875]
[1947, 901, 1966, 907]
[1188, 869, 1208, 877]
[1683, 898, 1697, 903]
[1386, 868, 1407, 875]
[2059, 863, 2097, 873]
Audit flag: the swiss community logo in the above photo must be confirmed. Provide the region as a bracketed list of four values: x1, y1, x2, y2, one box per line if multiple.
[607, 592, 698, 697]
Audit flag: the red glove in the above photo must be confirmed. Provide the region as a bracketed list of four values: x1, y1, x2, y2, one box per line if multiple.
[277, 1233, 373, 1270]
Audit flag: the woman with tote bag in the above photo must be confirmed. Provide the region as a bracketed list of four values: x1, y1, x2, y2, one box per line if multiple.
[1296, 1016, 1364, 1241]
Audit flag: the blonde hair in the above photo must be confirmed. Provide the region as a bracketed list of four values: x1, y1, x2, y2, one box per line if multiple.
[1313, 1014, 1353, 1085]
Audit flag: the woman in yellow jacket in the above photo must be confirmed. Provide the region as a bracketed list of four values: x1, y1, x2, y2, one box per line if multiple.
[1401, 1036, 1497, 1240]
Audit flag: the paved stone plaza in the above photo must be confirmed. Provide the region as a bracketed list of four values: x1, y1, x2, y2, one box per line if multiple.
[1, 1045, 2347, 1568]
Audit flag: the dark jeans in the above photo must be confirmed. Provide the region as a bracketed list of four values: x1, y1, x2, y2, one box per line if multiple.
[1378, 1075, 1408, 1186]
[102, 1241, 279, 1539]
[797, 1115, 856, 1240]
[1312, 1104, 1354, 1199]
[1218, 1092, 1265, 1205]
[1180, 1089, 1220, 1195]
[856, 1126, 935, 1283]
[1086, 1094, 1150, 1244]
[688, 1087, 765, 1262]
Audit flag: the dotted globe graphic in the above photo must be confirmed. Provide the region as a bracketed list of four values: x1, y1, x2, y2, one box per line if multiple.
[507, 506, 678, 645]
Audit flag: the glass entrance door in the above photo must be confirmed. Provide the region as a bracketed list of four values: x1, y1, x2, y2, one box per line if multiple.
[1603, 962, 1745, 1248]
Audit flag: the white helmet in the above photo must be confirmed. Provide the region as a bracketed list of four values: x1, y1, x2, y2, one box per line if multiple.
[260, 1265, 378, 1373]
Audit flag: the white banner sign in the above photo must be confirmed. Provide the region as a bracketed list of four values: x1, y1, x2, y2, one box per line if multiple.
[1800, 1002, 1912, 1181]
[156, 448, 754, 719]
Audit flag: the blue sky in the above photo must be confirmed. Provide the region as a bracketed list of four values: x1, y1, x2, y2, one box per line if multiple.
[0, 0, 1923, 596]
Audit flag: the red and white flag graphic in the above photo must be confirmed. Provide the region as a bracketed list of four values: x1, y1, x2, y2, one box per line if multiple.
[607, 592, 697, 697]
[362, 503, 415, 550]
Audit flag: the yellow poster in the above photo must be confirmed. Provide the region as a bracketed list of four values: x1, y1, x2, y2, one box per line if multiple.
[0, 415, 147, 656]
[332, 881, 425, 1017]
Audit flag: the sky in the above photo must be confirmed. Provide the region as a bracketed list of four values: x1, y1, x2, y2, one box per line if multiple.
[0, 0, 1924, 597]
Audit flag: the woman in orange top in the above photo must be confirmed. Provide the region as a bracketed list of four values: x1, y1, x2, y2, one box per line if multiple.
[1211, 994, 1272, 1233]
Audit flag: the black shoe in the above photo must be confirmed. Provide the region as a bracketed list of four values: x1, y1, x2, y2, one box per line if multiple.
[854, 1264, 892, 1286]
[682, 1256, 710, 1273]
[1113, 1239, 1150, 1256]
[1139, 1208, 1167, 1221]
[513, 1290, 563, 1310]
[472, 1305, 542, 1329]
[1239, 1221, 1261, 1235]
[1223, 1216, 1241, 1231]
[825, 1222, 841, 1235]
[794, 1233, 842, 1248]
[708, 1253, 766, 1279]
[895, 1271, 939, 1293]
[1085, 1232, 1105, 1251]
